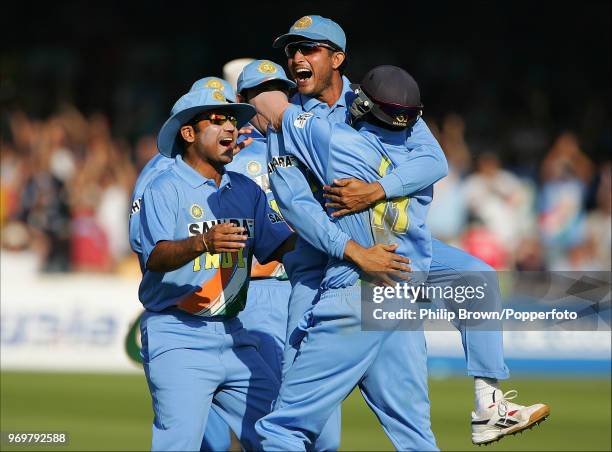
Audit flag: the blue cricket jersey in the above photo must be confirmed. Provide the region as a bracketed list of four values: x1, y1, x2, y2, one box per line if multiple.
[270, 106, 433, 289]
[225, 127, 287, 279]
[270, 77, 447, 288]
[129, 154, 174, 261]
[138, 155, 292, 316]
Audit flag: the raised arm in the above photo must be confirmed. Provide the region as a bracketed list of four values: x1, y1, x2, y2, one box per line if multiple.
[323, 118, 448, 216]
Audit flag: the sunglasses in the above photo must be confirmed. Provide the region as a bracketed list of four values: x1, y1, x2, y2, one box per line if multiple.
[191, 113, 238, 127]
[284, 41, 338, 58]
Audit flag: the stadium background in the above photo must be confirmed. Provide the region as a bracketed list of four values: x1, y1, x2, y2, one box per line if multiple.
[1, 1, 610, 450]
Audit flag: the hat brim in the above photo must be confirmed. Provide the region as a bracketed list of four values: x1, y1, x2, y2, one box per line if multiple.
[238, 77, 297, 94]
[157, 103, 255, 158]
[272, 31, 337, 49]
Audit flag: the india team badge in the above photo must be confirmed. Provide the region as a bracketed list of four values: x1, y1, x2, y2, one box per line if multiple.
[191, 204, 204, 219]
[212, 90, 226, 102]
[292, 16, 313, 30]
[257, 61, 277, 74]
[205, 79, 224, 90]
[247, 161, 261, 175]
[394, 114, 408, 126]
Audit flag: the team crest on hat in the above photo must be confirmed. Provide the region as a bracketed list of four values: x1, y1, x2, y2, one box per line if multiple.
[212, 90, 226, 102]
[247, 160, 261, 175]
[394, 114, 409, 126]
[258, 61, 277, 74]
[292, 16, 313, 30]
[205, 79, 224, 90]
[190, 204, 204, 219]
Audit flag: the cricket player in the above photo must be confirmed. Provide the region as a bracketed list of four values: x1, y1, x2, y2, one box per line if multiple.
[129, 77, 243, 452]
[235, 55, 417, 379]
[137, 86, 295, 451]
[271, 15, 549, 445]
[248, 64, 437, 451]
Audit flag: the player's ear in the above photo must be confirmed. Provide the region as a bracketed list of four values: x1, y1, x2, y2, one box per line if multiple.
[180, 125, 196, 143]
[331, 51, 346, 70]
[236, 93, 245, 103]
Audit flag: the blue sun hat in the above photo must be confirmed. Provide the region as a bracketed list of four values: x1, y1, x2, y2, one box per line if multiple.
[236, 60, 297, 94]
[157, 88, 255, 158]
[272, 15, 346, 51]
[188, 76, 237, 102]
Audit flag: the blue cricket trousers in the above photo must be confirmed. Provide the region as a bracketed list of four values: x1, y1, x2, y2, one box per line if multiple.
[140, 308, 279, 451]
[257, 285, 438, 451]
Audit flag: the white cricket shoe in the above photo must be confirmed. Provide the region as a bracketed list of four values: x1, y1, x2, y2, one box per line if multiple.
[471, 389, 550, 445]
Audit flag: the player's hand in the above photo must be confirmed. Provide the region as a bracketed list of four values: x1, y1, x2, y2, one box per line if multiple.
[345, 242, 411, 287]
[232, 127, 254, 155]
[323, 179, 386, 217]
[201, 224, 248, 254]
[249, 90, 290, 130]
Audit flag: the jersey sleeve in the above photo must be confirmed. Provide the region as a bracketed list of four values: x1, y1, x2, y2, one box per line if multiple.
[128, 194, 143, 255]
[251, 180, 293, 263]
[378, 118, 449, 198]
[139, 177, 179, 267]
[267, 128, 350, 260]
[280, 105, 333, 182]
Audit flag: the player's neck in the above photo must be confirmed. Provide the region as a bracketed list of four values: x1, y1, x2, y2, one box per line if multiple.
[316, 74, 344, 107]
[184, 153, 223, 186]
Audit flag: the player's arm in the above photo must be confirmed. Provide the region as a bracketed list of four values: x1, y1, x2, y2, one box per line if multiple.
[250, 90, 351, 259]
[251, 91, 411, 274]
[269, 154, 411, 279]
[268, 113, 412, 277]
[146, 224, 248, 272]
[323, 118, 448, 216]
[129, 194, 144, 255]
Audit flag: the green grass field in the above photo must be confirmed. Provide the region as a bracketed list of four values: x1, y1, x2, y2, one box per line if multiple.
[1, 372, 610, 451]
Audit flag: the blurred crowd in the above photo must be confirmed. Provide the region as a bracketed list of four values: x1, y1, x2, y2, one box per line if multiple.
[1, 106, 157, 275]
[1, 106, 610, 275]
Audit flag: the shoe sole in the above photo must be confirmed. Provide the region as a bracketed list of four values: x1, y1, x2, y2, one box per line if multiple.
[473, 405, 550, 446]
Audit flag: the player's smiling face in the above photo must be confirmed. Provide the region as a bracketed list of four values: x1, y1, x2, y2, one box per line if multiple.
[287, 42, 337, 98]
[182, 111, 238, 166]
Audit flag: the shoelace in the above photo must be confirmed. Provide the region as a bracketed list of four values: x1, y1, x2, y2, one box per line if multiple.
[497, 389, 519, 423]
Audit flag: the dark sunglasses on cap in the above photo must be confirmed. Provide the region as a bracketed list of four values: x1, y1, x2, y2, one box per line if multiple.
[284, 41, 339, 58]
[190, 113, 238, 127]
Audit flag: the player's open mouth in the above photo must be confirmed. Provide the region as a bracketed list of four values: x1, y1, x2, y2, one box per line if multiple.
[295, 68, 313, 82]
[219, 137, 233, 147]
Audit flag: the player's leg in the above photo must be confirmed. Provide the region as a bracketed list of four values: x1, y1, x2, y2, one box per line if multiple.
[428, 238, 549, 444]
[359, 329, 438, 451]
[199, 410, 232, 452]
[429, 238, 509, 380]
[284, 276, 343, 451]
[257, 286, 387, 451]
[239, 278, 290, 379]
[212, 317, 280, 451]
[140, 310, 223, 451]
[203, 277, 291, 452]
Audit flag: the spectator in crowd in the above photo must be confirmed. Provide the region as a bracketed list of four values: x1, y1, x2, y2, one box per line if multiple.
[426, 116, 468, 244]
[538, 132, 594, 267]
[463, 152, 535, 257]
